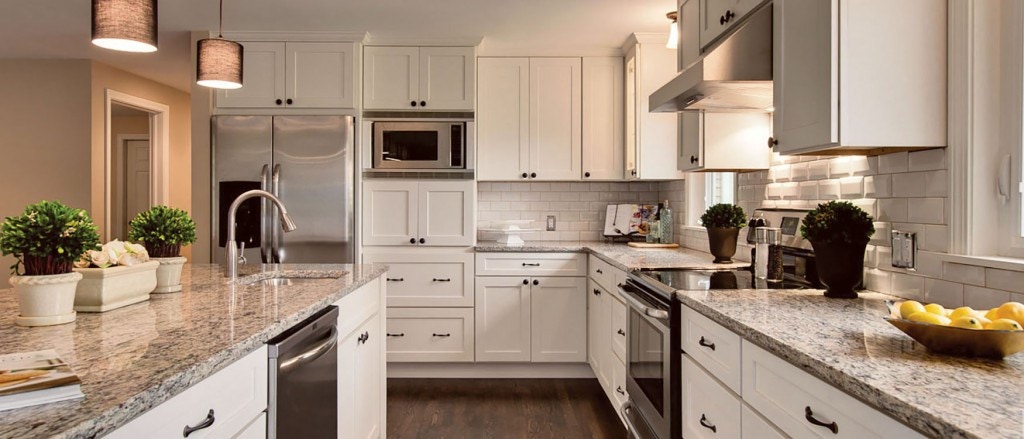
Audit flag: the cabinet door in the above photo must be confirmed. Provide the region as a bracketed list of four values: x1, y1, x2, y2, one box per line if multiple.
[624, 50, 639, 180]
[582, 57, 624, 180]
[587, 280, 611, 388]
[418, 180, 474, 246]
[609, 292, 627, 363]
[679, 0, 701, 70]
[681, 355, 742, 439]
[529, 58, 582, 181]
[477, 58, 531, 181]
[363, 46, 420, 110]
[772, 0, 838, 154]
[339, 313, 382, 439]
[702, 113, 771, 170]
[362, 180, 418, 246]
[216, 42, 285, 108]
[677, 112, 704, 172]
[531, 277, 587, 362]
[286, 42, 355, 108]
[418, 47, 475, 110]
[475, 277, 531, 362]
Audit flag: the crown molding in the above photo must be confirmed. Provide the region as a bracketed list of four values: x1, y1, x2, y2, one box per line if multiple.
[217, 31, 369, 43]
[365, 34, 484, 47]
[622, 32, 671, 51]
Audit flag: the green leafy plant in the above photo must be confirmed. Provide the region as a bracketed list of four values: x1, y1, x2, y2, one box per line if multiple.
[700, 204, 747, 229]
[800, 201, 875, 245]
[128, 206, 196, 258]
[0, 201, 100, 276]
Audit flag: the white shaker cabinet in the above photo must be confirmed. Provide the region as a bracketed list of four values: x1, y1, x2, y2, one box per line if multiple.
[217, 41, 356, 109]
[474, 276, 533, 362]
[362, 179, 475, 247]
[771, 0, 946, 155]
[363, 46, 475, 111]
[677, 112, 771, 172]
[530, 276, 587, 362]
[335, 277, 386, 439]
[699, 0, 766, 50]
[623, 36, 684, 180]
[582, 57, 625, 180]
[477, 57, 582, 181]
[587, 280, 611, 388]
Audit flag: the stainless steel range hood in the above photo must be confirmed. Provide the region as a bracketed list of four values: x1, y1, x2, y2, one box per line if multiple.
[650, 3, 773, 113]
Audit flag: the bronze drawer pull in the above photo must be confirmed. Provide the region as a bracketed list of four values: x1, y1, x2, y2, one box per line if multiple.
[698, 336, 716, 351]
[804, 406, 839, 434]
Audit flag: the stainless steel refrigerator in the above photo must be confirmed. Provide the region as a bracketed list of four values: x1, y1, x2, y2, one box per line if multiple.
[212, 115, 354, 265]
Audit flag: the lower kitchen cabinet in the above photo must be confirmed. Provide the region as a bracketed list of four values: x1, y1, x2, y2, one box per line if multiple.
[586, 260, 629, 427]
[682, 355, 741, 439]
[741, 404, 786, 439]
[106, 346, 269, 439]
[475, 276, 532, 362]
[335, 277, 386, 439]
[587, 280, 611, 388]
[363, 250, 474, 307]
[385, 308, 474, 362]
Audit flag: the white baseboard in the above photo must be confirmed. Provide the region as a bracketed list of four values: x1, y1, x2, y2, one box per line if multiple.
[386, 362, 596, 379]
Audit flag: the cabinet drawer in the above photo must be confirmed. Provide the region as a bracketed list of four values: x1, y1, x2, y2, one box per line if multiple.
[107, 346, 268, 439]
[234, 412, 267, 439]
[475, 252, 586, 276]
[682, 306, 742, 393]
[363, 253, 473, 307]
[742, 341, 924, 439]
[609, 293, 627, 363]
[386, 308, 474, 362]
[610, 354, 629, 410]
[682, 354, 741, 439]
[588, 255, 618, 292]
[741, 404, 786, 439]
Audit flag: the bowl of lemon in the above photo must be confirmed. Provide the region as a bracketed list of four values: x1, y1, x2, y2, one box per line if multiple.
[884, 301, 1024, 359]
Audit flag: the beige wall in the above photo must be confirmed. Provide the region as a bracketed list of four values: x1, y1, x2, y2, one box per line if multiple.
[0, 60, 93, 287]
[90, 61, 192, 258]
[190, 31, 214, 264]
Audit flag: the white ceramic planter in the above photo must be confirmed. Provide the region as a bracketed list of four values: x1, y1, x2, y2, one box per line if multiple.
[73, 261, 159, 312]
[152, 257, 186, 293]
[9, 272, 82, 327]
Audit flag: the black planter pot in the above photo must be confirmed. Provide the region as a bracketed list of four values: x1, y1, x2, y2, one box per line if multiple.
[809, 240, 867, 299]
[706, 227, 740, 264]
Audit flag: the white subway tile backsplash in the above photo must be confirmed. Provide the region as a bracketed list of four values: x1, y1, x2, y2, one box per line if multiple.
[924, 278, 965, 308]
[985, 268, 1024, 294]
[799, 181, 818, 200]
[964, 286, 1012, 310]
[806, 161, 830, 180]
[943, 262, 986, 286]
[865, 269, 893, 294]
[864, 175, 892, 198]
[923, 225, 949, 253]
[839, 176, 864, 198]
[819, 180, 841, 199]
[906, 198, 945, 225]
[877, 151, 909, 174]
[891, 272, 926, 301]
[908, 149, 946, 172]
[877, 199, 909, 222]
[914, 251, 944, 278]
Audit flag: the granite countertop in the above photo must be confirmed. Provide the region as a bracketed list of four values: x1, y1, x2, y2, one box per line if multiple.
[677, 289, 1024, 439]
[0, 263, 387, 439]
[475, 241, 750, 271]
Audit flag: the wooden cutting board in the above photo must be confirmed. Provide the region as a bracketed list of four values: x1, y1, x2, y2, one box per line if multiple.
[627, 242, 680, 249]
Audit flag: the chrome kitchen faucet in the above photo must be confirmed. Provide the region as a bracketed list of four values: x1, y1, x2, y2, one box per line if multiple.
[225, 190, 297, 280]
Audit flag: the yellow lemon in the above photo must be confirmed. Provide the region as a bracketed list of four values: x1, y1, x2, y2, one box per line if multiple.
[976, 316, 992, 327]
[908, 311, 951, 326]
[985, 319, 1023, 331]
[995, 302, 1024, 326]
[899, 301, 926, 319]
[924, 303, 946, 316]
[948, 307, 976, 320]
[985, 308, 1001, 320]
[950, 316, 984, 330]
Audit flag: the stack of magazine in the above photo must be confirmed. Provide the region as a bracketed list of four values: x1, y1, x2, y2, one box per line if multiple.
[0, 349, 83, 411]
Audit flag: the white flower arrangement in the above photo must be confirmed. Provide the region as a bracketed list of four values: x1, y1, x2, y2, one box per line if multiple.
[75, 239, 150, 268]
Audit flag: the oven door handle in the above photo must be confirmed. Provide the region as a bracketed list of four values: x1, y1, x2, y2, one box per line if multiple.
[621, 402, 641, 437]
[617, 284, 670, 320]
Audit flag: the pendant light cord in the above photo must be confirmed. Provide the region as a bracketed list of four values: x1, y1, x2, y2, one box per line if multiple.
[218, 0, 224, 38]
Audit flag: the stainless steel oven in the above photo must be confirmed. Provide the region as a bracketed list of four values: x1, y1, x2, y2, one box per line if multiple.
[372, 121, 466, 169]
[617, 279, 680, 439]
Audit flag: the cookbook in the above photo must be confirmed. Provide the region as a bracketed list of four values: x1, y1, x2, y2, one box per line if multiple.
[0, 349, 83, 411]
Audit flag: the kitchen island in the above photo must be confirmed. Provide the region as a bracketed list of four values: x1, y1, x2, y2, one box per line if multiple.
[0, 263, 387, 439]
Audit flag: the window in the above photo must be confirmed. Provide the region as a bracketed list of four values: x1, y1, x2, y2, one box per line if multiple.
[686, 172, 737, 226]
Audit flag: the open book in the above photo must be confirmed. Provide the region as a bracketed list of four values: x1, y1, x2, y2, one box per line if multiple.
[0, 349, 83, 411]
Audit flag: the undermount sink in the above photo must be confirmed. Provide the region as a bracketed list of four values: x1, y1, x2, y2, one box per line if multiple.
[258, 277, 332, 287]
[237, 270, 348, 287]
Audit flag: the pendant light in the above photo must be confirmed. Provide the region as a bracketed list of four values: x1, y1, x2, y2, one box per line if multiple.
[196, 0, 243, 89]
[666, 11, 679, 49]
[91, 0, 158, 53]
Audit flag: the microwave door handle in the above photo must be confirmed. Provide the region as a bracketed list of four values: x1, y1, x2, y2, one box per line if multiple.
[260, 164, 271, 264]
[272, 164, 282, 263]
[616, 284, 670, 320]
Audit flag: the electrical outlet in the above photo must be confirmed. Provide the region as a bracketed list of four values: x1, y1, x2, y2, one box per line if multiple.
[546, 216, 556, 231]
[891, 231, 917, 270]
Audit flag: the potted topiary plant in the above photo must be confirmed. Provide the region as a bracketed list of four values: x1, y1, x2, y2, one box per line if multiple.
[72, 240, 158, 312]
[128, 206, 196, 293]
[801, 201, 875, 299]
[0, 201, 100, 326]
[700, 204, 746, 263]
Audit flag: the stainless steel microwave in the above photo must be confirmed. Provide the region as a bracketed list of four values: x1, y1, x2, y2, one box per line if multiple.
[372, 121, 466, 169]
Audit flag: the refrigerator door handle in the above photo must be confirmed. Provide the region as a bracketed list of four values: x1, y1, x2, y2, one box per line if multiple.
[260, 164, 272, 264]
[272, 164, 283, 263]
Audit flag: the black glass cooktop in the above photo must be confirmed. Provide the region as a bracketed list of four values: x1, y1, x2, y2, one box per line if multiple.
[634, 268, 812, 291]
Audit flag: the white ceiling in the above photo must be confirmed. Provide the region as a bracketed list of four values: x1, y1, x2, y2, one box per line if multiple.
[0, 0, 674, 92]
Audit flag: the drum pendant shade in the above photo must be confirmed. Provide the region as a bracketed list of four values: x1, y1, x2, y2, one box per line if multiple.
[92, 0, 158, 53]
[197, 38, 243, 89]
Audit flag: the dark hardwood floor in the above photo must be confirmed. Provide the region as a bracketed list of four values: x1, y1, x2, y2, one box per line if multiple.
[387, 378, 627, 439]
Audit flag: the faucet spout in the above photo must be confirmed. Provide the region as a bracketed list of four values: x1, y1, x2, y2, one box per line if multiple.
[226, 189, 297, 279]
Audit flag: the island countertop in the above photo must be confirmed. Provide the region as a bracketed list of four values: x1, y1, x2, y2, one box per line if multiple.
[0, 263, 387, 439]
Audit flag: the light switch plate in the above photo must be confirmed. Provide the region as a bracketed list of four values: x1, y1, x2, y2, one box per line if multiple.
[546, 216, 556, 231]
[891, 231, 916, 270]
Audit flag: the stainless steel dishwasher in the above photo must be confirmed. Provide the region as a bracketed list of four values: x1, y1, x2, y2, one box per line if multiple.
[268, 306, 339, 439]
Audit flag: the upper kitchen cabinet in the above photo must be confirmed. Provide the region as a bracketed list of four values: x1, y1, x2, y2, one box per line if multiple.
[624, 35, 685, 180]
[363, 46, 475, 111]
[700, 0, 767, 50]
[478, 57, 582, 181]
[582, 57, 625, 180]
[678, 112, 771, 172]
[362, 179, 475, 247]
[216, 41, 356, 109]
[772, 0, 946, 155]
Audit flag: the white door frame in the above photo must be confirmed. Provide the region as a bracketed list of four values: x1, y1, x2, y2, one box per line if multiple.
[113, 134, 150, 239]
[104, 89, 170, 240]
